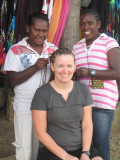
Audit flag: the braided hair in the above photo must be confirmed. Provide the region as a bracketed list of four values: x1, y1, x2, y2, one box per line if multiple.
[81, 9, 101, 22]
[49, 48, 75, 82]
[27, 12, 49, 27]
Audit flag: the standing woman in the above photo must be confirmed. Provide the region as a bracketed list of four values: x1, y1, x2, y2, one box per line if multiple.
[31, 48, 103, 160]
[4, 12, 57, 160]
[73, 9, 120, 160]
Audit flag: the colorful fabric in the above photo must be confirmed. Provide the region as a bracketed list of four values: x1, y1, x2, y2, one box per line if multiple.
[73, 33, 119, 110]
[107, 0, 120, 44]
[47, 0, 62, 43]
[14, 0, 29, 43]
[0, 42, 6, 66]
[91, 0, 120, 45]
[0, 0, 7, 66]
[53, 0, 70, 46]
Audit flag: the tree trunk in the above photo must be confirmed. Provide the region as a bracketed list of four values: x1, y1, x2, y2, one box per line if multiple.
[60, 0, 81, 50]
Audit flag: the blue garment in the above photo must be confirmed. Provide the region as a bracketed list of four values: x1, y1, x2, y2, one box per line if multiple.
[92, 108, 114, 160]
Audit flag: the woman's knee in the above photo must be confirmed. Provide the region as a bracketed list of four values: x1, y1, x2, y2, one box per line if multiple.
[91, 156, 103, 160]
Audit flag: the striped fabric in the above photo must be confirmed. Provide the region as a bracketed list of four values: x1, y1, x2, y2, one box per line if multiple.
[73, 33, 119, 110]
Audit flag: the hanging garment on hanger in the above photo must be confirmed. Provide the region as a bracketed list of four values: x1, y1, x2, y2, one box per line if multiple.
[0, 38, 4, 66]
[114, 0, 120, 44]
[0, 0, 7, 66]
[1, 0, 7, 37]
[48, 0, 54, 23]
[108, 0, 120, 44]
[53, 0, 70, 46]
[0, 1, 3, 14]
[47, 0, 62, 43]
[14, 0, 29, 43]
[7, 0, 17, 50]
[42, 0, 49, 14]
[108, 0, 115, 37]
[25, 0, 43, 30]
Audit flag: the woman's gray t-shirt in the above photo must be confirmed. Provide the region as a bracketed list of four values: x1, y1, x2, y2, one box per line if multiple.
[31, 81, 93, 151]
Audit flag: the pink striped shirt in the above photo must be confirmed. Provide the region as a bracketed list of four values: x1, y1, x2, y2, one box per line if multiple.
[73, 33, 119, 110]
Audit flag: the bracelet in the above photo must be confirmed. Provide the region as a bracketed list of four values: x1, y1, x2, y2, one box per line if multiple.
[90, 69, 96, 78]
[82, 151, 90, 157]
[88, 68, 96, 78]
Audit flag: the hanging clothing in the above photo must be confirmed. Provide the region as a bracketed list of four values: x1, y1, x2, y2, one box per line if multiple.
[53, 0, 70, 46]
[26, 0, 43, 16]
[0, 0, 7, 67]
[108, 0, 120, 44]
[91, 0, 109, 33]
[48, 0, 54, 22]
[25, 0, 43, 33]
[42, 0, 49, 14]
[14, 0, 29, 43]
[47, 0, 62, 43]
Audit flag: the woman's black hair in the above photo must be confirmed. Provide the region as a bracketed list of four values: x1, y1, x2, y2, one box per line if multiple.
[49, 48, 75, 82]
[27, 12, 49, 26]
[81, 9, 101, 22]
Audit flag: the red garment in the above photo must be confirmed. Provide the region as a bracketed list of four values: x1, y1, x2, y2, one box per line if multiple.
[53, 0, 70, 46]
[0, 43, 5, 66]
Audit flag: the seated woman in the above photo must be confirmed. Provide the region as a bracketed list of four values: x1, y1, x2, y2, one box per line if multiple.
[31, 48, 103, 160]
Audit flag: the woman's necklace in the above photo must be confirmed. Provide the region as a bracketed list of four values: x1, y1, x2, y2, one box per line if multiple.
[86, 43, 93, 87]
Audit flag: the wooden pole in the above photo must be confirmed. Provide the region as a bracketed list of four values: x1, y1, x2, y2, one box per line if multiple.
[60, 0, 81, 50]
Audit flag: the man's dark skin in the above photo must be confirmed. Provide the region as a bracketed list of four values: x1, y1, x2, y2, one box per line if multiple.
[7, 18, 50, 87]
[76, 13, 120, 80]
[7, 58, 49, 87]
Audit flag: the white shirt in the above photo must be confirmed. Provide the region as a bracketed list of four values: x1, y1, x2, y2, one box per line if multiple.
[4, 38, 57, 114]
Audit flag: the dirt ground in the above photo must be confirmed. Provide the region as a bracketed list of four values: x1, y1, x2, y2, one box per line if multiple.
[0, 107, 120, 160]
[0, 111, 15, 159]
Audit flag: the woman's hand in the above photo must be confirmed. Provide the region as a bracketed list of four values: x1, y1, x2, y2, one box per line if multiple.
[63, 153, 79, 160]
[80, 153, 90, 160]
[76, 67, 89, 78]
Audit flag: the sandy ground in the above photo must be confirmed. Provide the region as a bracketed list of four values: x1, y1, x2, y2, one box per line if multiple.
[0, 107, 120, 160]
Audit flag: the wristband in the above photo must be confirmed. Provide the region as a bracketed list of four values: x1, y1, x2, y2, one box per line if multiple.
[82, 151, 90, 157]
[90, 69, 96, 78]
